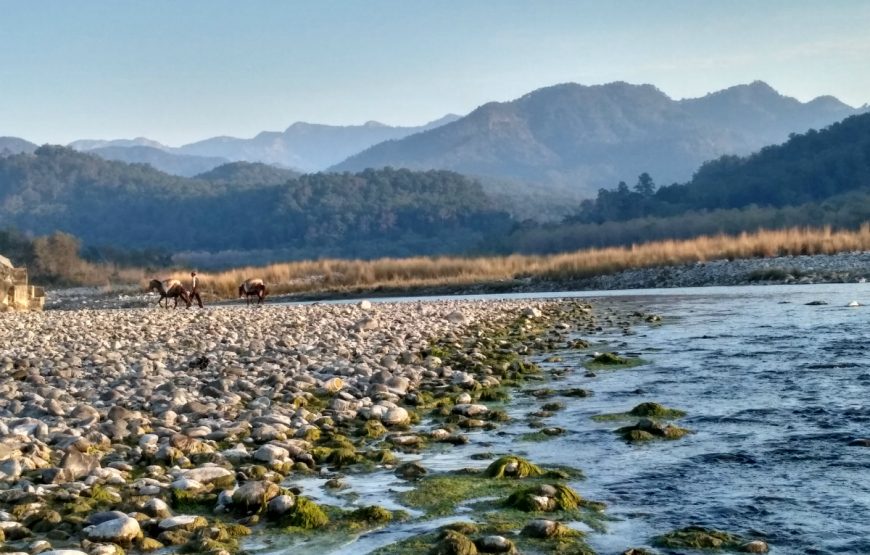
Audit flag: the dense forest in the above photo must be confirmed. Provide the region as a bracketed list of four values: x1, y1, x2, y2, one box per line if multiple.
[0, 146, 511, 260]
[500, 113, 870, 253]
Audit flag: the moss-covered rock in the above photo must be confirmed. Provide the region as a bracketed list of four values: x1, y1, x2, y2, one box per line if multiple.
[138, 537, 164, 551]
[348, 505, 393, 525]
[615, 418, 690, 442]
[361, 419, 388, 439]
[485, 456, 544, 479]
[430, 530, 478, 555]
[283, 496, 329, 529]
[652, 526, 744, 550]
[505, 484, 581, 512]
[326, 447, 362, 467]
[593, 402, 686, 422]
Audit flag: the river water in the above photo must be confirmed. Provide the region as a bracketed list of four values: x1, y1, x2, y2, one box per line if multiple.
[264, 283, 870, 554]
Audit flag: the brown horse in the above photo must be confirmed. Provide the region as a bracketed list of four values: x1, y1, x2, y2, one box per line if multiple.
[239, 279, 267, 305]
[148, 279, 192, 308]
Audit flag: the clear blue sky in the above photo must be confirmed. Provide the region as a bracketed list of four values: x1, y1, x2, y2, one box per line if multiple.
[2, 0, 869, 145]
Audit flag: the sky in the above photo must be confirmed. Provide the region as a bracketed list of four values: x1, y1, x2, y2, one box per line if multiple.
[2, 0, 870, 146]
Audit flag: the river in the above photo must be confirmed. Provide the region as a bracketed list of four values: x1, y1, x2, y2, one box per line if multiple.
[262, 283, 870, 554]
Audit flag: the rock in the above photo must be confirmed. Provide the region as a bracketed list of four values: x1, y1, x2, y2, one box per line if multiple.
[41, 551, 89, 555]
[142, 498, 172, 519]
[522, 307, 542, 318]
[158, 515, 208, 532]
[232, 481, 280, 510]
[180, 466, 235, 487]
[445, 311, 467, 324]
[358, 300, 372, 310]
[521, 519, 560, 538]
[84, 516, 141, 545]
[395, 461, 427, 480]
[742, 540, 770, 553]
[253, 444, 289, 465]
[86, 511, 128, 526]
[452, 404, 489, 417]
[355, 317, 380, 331]
[54, 448, 101, 483]
[382, 407, 410, 426]
[475, 535, 514, 553]
[266, 494, 296, 517]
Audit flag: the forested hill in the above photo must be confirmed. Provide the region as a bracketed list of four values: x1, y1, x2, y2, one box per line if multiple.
[497, 112, 870, 254]
[332, 81, 864, 195]
[0, 146, 511, 258]
[572, 112, 870, 223]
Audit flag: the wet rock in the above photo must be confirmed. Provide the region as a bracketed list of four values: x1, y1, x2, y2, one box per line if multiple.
[475, 535, 514, 553]
[395, 461, 427, 480]
[742, 540, 769, 553]
[158, 515, 208, 532]
[232, 481, 280, 510]
[266, 494, 296, 517]
[452, 404, 489, 417]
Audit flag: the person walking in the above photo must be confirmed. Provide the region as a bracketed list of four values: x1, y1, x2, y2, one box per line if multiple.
[190, 271, 204, 308]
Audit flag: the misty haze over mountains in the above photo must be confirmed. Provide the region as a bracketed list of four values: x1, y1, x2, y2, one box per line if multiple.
[3, 81, 867, 195]
[65, 115, 461, 175]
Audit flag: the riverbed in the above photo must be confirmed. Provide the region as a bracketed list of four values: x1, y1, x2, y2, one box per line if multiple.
[268, 283, 870, 554]
[3, 284, 869, 554]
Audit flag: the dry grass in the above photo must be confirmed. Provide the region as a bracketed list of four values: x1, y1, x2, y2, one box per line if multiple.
[157, 225, 870, 299]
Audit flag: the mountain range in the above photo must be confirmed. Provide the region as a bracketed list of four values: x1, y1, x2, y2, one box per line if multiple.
[64, 115, 461, 175]
[332, 81, 867, 195]
[3, 81, 866, 202]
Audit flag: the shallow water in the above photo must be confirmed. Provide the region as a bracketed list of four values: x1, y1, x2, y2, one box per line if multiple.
[264, 283, 870, 554]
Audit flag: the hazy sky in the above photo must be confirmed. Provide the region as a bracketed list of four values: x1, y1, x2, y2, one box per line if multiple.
[3, 0, 869, 145]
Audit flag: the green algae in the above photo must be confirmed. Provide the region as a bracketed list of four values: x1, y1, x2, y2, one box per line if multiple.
[652, 526, 745, 550]
[347, 505, 394, 525]
[284, 496, 330, 529]
[361, 419, 388, 439]
[397, 472, 519, 517]
[326, 447, 362, 467]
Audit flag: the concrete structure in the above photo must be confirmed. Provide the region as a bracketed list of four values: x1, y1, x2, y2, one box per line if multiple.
[1, 254, 45, 311]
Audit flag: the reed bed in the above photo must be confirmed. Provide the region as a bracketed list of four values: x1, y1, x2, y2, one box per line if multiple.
[159, 225, 870, 299]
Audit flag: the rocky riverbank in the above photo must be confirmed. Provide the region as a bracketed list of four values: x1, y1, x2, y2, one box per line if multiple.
[43, 252, 870, 311]
[0, 299, 643, 555]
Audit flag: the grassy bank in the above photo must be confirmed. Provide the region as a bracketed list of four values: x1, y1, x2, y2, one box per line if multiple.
[158, 225, 870, 299]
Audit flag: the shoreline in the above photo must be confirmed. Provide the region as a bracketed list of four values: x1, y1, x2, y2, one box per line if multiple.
[0, 298, 622, 554]
[0, 295, 775, 553]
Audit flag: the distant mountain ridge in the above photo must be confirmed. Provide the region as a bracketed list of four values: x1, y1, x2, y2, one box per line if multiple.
[63, 114, 460, 175]
[176, 114, 461, 172]
[0, 137, 38, 156]
[87, 145, 230, 177]
[331, 81, 867, 195]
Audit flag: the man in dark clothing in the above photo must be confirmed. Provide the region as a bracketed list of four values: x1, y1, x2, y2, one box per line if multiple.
[190, 271, 204, 308]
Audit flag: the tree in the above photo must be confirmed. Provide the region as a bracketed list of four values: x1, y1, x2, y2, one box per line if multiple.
[634, 172, 656, 197]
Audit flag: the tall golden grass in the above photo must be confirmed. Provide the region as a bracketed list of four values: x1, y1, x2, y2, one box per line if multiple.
[159, 225, 870, 299]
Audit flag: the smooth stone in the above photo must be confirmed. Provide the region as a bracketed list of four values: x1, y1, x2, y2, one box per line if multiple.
[84, 516, 141, 544]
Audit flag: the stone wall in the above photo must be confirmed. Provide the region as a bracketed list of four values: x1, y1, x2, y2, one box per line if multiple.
[0, 255, 45, 312]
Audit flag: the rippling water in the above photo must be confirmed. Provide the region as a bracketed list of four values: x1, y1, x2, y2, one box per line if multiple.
[265, 283, 870, 554]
